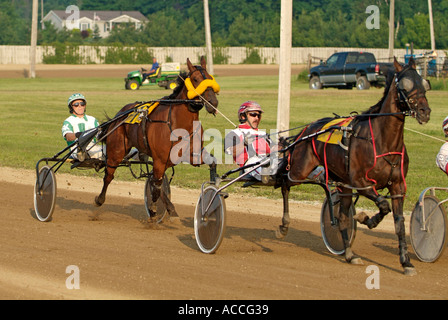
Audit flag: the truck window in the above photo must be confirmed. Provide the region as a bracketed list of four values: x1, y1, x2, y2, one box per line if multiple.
[346, 53, 357, 64]
[326, 54, 339, 66]
[358, 53, 375, 63]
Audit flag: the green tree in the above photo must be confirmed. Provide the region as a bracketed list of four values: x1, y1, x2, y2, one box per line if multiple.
[0, 2, 29, 44]
[293, 9, 325, 47]
[399, 13, 431, 49]
[104, 23, 142, 45]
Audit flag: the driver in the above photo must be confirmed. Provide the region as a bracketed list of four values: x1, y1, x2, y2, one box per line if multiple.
[224, 100, 325, 183]
[436, 116, 448, 175]
[142, 57, 159, 82]
[224, 101, 279, 181]
[62, 93, 105, 160]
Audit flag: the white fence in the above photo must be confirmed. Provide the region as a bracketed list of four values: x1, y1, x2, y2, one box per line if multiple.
[0, 45, 443, 65]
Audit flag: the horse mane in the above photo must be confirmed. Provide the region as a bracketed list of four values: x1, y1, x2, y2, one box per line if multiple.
[360, 66, 396, 115]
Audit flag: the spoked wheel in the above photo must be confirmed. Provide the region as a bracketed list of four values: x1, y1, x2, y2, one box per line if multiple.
[320, 191, 357, 255]
[410, 195, 448, 263]
[194, 185, 226, 254]
[144, 174, 170, 223]
[34, 166, 57, 222]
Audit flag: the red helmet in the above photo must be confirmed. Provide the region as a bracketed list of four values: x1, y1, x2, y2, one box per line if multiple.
[238, 101, 264, 123]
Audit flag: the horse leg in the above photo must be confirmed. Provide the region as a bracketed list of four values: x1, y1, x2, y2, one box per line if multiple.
[354, 195, 390, 229]
[338, 193, 363, 265]
[95, 163, 118, 206]
[95, 129, 129, 207]
[160, 187, 178, 218]
[276, 183, 290, 239]
[391, 196, 416, 276]
[150, 163, 178, 218]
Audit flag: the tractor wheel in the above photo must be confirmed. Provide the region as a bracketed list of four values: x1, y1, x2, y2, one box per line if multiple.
[126, 80, 140, 90]
[168, 81, 178, 90]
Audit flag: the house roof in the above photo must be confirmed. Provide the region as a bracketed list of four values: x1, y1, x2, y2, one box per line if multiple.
[48, 10, 148, 22]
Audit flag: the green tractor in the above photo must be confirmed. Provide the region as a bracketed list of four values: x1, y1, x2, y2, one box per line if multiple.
[124, 62, 180, 90]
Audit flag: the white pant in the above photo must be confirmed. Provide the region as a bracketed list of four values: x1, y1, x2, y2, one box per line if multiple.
[71, 144, 105, 161]
[244, 156, 280, 181]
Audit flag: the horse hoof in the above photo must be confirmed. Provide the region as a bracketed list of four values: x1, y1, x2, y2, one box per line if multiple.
[94, 196, 103, 207]
[275, 229, 285, 240]
[275, 226, 288, 239]
[150, 203, 158, 213]
[350, 257, 364, 265]
[353, 212, 368, 224]
[404, 267, 417, 276]
[169, 210, 179, 218]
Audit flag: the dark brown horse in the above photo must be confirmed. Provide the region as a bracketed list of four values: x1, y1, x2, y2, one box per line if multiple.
[95, 56, 219, 218]
[281, 57, 431, 275]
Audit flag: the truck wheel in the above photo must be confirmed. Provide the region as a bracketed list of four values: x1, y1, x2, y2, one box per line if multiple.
[126, 80, 140, 90]
[356, 76, 370, 90]
[309, 75, 323, 89]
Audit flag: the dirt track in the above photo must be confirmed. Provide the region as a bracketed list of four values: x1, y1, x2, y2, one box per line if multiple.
[1, 166, 447, 300]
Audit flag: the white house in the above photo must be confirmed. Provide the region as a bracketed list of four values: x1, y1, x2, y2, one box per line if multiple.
[42, 10, 148, 38]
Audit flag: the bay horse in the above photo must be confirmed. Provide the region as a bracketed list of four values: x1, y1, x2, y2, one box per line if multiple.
[95, 56, 219, 219]
[281, 57, 431, 275]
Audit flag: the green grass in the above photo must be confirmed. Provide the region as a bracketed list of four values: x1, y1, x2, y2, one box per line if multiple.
[1, 74, 447, 213]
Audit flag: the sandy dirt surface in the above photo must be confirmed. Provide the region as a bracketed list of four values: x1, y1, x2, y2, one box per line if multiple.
[0, 166, 447, 300]
[0, 64, 306, 78]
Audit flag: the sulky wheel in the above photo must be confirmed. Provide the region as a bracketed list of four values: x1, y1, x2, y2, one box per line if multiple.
[144, 174, 170, 224]
[34, 166, 57, 222]
[410, 195, 448, 263]
[320, 191, 357, 255]
[194, 185, 226, 254]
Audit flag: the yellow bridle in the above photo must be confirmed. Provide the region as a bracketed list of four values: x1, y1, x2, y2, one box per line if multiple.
[184, 75, 220, 99]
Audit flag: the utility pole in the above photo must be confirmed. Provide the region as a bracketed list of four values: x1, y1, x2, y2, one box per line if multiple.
[428, 0, 435, 50]
[203, 0, 214, 74]
[388, 0, 395, 61]
[277, 0, 292, 136]
[41, 0, 44, 29]
[30, 0, 38, 78]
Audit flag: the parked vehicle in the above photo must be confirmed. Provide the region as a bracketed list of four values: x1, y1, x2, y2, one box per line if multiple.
[125, 62, 180, 90]
[404, 51, 440, 77]
[308, 52, 392, 90]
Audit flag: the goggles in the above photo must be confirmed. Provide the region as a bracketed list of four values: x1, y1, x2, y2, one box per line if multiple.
[248, 112, 261, 118]
[72, 101, 86, 107]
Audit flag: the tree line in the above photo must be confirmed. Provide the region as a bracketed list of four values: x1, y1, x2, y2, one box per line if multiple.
[2, 0, 448, 49]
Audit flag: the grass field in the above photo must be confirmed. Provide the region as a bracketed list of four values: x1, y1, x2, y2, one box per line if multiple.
[1, 71, 447, 213]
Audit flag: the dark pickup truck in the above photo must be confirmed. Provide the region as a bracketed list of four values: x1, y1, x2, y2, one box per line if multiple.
[308, 51, 392, 90]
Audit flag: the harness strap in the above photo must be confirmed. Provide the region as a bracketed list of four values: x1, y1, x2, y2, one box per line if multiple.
[141, 112, 150, 154]
[286, 125, 309, 170]
[364, 116, 407, 197]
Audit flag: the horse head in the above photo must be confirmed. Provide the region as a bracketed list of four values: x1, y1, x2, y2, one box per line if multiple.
[185, 56, 219, 115]
[394, 57, 431, 124]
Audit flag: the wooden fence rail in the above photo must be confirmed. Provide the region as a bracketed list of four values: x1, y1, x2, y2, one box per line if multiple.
[0, 45, 443, 65]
